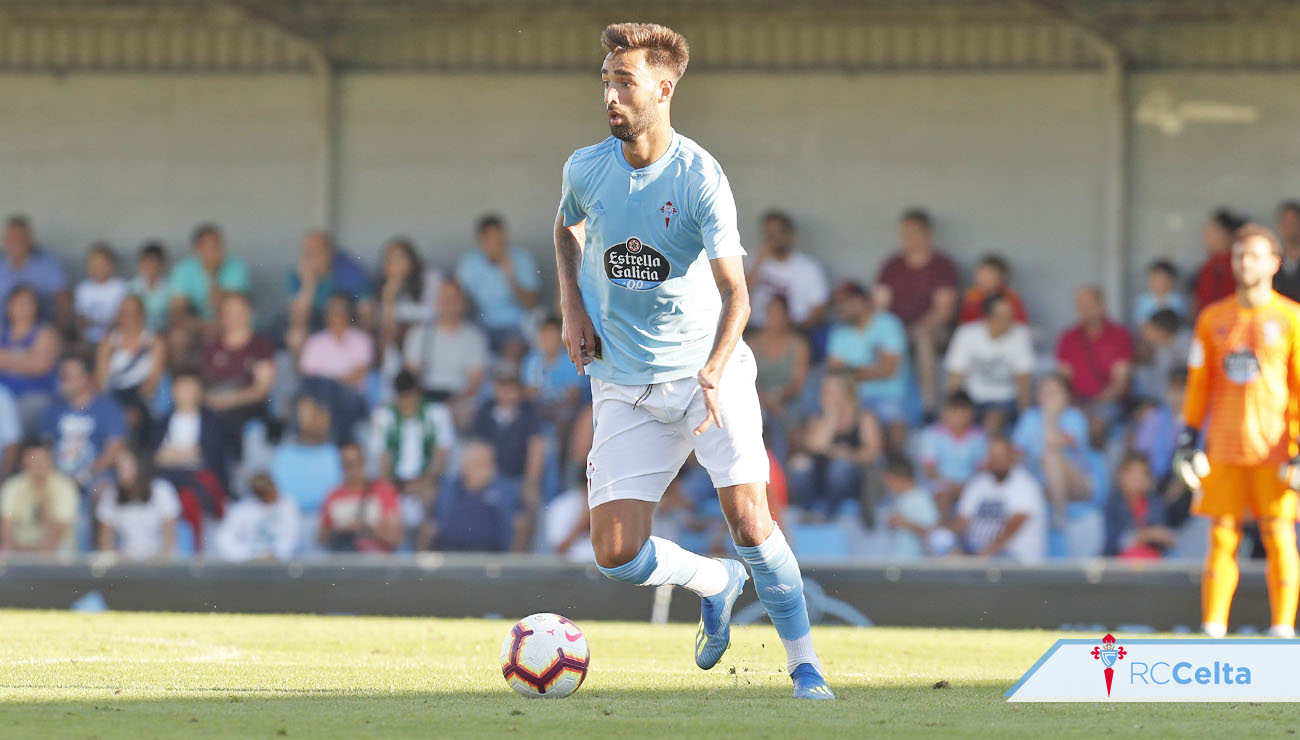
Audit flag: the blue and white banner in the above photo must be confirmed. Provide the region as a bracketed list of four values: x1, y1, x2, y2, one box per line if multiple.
[1006, 634, 1300, 702]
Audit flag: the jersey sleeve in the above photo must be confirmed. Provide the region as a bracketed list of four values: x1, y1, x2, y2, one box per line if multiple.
[692, 170, 745, 261]
[558, 156, 586, 227]
[1182, 309, 1213, 429]
[1288, 307, 1300, 455]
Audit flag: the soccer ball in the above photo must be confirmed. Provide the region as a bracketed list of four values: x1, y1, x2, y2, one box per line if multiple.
[499, 613, 590, 698]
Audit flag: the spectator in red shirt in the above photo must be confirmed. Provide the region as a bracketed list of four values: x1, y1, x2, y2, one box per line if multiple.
[201, 292, 277, 460]
[1193, 208, 1245, 312]
[1055, 286, 1133, 423]
[318, 442, 402, 553]
[875, 208, 959, 417]
[958, 254, 1028, 324]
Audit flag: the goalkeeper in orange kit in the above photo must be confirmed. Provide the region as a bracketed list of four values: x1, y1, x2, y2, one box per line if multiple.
[1174, 223, 1300, 638]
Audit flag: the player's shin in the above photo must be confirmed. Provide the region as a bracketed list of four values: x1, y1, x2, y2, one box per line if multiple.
[733, 524, 821, 673]
[596, 536, 730, 597]
[1259, 518, 1300, 633]
[1202, 518, 1242, 634]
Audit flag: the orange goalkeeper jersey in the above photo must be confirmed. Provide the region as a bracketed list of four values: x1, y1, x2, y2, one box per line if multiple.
[1183, 292, 1300, 466]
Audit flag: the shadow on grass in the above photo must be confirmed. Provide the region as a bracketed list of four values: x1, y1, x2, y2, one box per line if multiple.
[3, 683, 1298, 739]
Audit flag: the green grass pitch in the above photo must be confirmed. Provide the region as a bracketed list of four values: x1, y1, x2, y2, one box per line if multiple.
[1, 609, 1296, 738]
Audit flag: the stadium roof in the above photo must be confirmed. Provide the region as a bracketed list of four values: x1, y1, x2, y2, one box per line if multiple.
[0, 0, 1298, 72]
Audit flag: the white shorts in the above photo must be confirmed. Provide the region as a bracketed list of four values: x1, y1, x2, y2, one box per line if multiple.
[586, 341, 770, 509]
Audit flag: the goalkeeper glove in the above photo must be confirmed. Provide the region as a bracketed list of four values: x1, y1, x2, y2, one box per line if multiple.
[1281, 455, 1300, 492]
[1173, 425, 1209, 490]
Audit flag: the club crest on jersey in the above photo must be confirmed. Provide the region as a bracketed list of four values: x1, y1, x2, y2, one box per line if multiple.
[1262, 320, 1283, 344]
[1224, 349, 1261, 384]
[659, 200, 678, 227]
[604, 237, 670, 291]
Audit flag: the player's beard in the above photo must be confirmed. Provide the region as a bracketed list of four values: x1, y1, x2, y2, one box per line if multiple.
[609, 105, 655, 142]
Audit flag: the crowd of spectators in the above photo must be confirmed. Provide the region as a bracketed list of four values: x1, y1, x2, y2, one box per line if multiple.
[1, 200, 1298, 566]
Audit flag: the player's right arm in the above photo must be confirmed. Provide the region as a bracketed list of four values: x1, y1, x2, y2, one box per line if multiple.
[1174, 309, 1214, 488]
[554, 211, 596, 375]
[555, 157, 597, 374]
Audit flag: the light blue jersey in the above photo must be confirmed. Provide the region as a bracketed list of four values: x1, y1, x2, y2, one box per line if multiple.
[559, 132, 745, 385]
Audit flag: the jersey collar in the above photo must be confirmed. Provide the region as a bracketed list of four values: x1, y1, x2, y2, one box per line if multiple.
[614, 130, 681, 175]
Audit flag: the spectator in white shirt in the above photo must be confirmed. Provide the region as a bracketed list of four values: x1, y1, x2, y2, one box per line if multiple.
[96, 448, 181, 560]
[746, 211, 830, 331]
[943, 293, 1034, 434]
[75, 242, 128, 347]
[402, 279, 488, 424]
[950, 436, 1047, 564]
[214, 472, 302, 562]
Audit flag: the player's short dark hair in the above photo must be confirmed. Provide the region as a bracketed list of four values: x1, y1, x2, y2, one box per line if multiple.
[1234, 222, 1283, 257]
[19, 437, 47, 457]
[171, 364, 204, 386]
[836, 280, 871, 301]
[1210, 208, 1246, 235]
[987, 433, 1014, 449]
[900, 208, 933, 230]
[1278, 200, 1300, 219]
[1147, 308, 1182, 335]
[761, 210, 795, 233]
[327, 291, 355, 315]
[4, 213, 30, 231]
[61, 351, 95, 375]
[493, 366, 523, 386]
[393, 369, 419, 395]
[1147, 259, 1178, 279]
[981, 291, 1009, 318]
[138, 241, 167, 263]
[944, 389, 975, 410]
[977, 253, 1009, 277]
[601, 23, 690, 78]
[476, 214, 505, 235]
[1119, 452, 1151, 473]
[882, 451, 915, 480]
[191, 222, 221, 246]
[86, 241, 118, 267]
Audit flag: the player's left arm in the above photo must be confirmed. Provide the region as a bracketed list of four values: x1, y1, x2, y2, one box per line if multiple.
[1282, 310, 1300, 489]
[693, 255, 749, 436]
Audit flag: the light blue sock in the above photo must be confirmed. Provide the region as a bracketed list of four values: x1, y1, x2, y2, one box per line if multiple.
[598, 536, 709, 590]
[735, 524, 821, 672]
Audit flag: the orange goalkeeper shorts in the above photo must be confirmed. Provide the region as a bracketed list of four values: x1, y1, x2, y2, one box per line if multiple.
[1194, 462, 1298, 521]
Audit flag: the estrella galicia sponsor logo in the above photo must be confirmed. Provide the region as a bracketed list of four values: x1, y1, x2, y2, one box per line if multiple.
[1224, 349, 1261, 384]
[604, 236, 670, 291]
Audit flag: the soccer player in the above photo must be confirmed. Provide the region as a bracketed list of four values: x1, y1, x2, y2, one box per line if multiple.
[1175, 223, 1300, 638]
[553, 23, 832, 699]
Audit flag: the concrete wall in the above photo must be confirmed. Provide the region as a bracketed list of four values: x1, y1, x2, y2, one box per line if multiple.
[0, 70, 1295, 337]
[1129, 72, 1300, 302]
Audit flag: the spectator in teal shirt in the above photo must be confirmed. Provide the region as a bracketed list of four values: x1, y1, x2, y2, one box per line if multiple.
[168, 223, 250, 321]
[286, 230, 373, 347]
[826, 282, 911, 426]
[884, 452, 940, 560]
[455, 215, 539, 356]
[129, 242, 172, 331]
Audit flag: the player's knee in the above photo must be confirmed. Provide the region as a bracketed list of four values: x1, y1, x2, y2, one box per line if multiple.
[1258, 518, 1297, 547]
[730, 517, 772, 548]
[592, 537, 646, 571]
